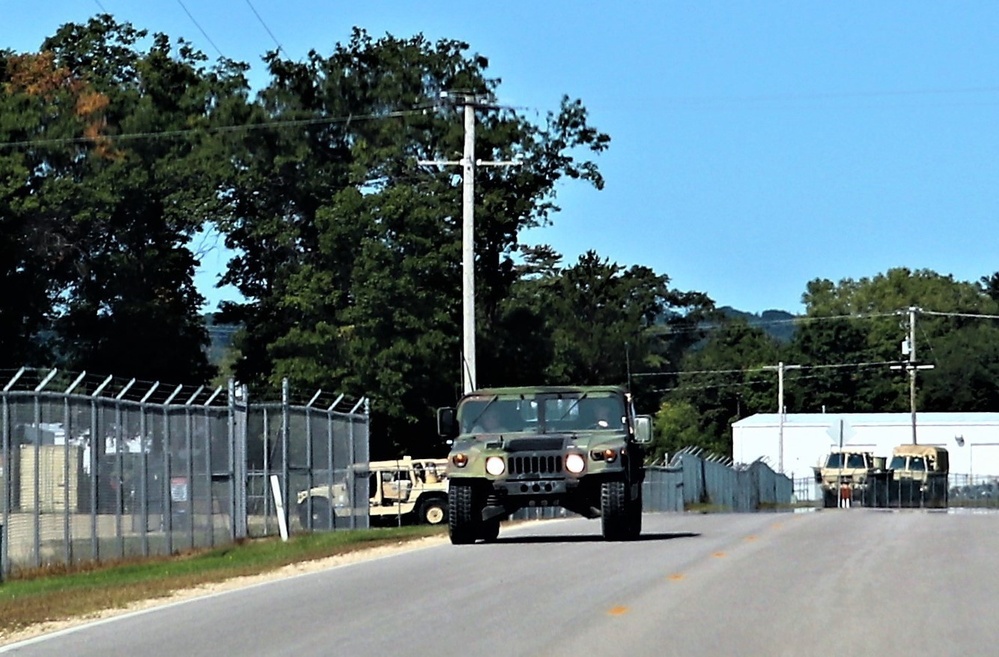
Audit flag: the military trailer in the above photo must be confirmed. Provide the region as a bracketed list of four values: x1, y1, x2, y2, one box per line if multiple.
[813, 449, 888, 508]
[296, 456, 449, 530]
[437, 386, 652, 544]
[887, 444, 949, 508]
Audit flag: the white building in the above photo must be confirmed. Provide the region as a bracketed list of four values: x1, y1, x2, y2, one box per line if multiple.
[732, 412, 999, 485]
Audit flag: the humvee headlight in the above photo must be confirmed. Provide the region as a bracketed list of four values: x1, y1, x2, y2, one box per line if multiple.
[452, 453, 468, 468]
[589, 448, 618, 463]
[485, 456, 506, 476]
[565, 452, 586, 474]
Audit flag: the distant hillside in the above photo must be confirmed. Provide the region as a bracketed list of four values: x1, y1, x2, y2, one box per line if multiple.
[718, 307, 798, 343]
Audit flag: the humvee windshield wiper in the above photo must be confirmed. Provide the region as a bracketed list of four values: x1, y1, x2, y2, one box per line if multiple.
[465, 395, 499, 433]
[556, 392, 589, 422]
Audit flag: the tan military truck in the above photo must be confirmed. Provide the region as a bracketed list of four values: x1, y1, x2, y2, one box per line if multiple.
[887, 445, 949, 508]
[296, 456, 449, 530]
[813, 449, 886, 508]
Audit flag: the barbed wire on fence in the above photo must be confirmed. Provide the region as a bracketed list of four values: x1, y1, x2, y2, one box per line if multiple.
[0, 367, 367, 414]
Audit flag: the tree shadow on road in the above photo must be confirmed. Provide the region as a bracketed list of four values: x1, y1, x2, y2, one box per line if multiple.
[492, 532, 700, 544]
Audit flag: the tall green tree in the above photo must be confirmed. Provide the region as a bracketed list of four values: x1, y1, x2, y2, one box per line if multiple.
[665, 319, 780, 454]
[540, 250, 708, 387]
[649, 399, 702, 464]
[218, 30, 611, 455]
[0, 50, 92, 367]
[798, 267, 999, 414]
[40, 16, 251, 382]
[1, 16, 249, 382]
[787, 317, 901, 413]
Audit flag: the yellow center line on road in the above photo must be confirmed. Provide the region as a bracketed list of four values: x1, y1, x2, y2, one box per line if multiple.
[712, 551, 727, 558]
[744, 535, 758, 541]
[667, 573, 685, 581]
[607, 606, 630, 616]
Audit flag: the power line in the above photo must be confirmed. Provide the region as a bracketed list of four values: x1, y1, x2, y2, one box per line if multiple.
[634, 359, 904, 379]
[175, 0, 225, 59]
[922, 310, 999, 320]
[650, 360, 909, 395]
[655, 311, 899, 335]
[652, 368, 898, 395]
[244, 0, 285, 56]
[0, 109, 427, 150]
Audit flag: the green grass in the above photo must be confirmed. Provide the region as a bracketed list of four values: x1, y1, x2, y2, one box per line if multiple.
[0, 525, 445, 637]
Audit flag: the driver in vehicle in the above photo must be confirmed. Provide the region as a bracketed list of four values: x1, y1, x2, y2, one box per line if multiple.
[471, 405, 507, 434]
[587, 399, 624, 429]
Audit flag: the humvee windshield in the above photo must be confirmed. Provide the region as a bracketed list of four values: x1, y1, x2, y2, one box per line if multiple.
[890, 455, 926, 471]
[847, 454, 868, 468]
[825, 453, 868, 468]
[459, 393, 626, 435]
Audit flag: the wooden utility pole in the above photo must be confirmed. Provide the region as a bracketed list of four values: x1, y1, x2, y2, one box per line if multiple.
[420, 93, 519, 394]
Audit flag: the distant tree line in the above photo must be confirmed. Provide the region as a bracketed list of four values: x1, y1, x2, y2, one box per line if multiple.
[4, 16, 999, 459]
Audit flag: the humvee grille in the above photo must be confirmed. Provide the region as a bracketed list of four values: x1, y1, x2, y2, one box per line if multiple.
[509, 454, 563, 476]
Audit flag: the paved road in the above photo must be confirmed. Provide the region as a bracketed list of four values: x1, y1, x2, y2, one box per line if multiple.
[3, 509, 997, 656]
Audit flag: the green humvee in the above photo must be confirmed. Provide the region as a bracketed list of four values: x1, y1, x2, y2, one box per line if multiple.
[437, 386, 652, 544]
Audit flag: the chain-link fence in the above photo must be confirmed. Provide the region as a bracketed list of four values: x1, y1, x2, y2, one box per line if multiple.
[502, 448, 794, 519]
[0, 368, 369, 579]
[644, 448, 794, 513]
[791, 473, 999, 508]
[246, 380, 370, 537]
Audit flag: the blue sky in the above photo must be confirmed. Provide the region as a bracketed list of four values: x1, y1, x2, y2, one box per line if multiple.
[5, 1, 999, 315]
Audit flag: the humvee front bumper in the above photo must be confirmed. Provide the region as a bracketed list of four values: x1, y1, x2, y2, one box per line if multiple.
[492, 477, 578, 497]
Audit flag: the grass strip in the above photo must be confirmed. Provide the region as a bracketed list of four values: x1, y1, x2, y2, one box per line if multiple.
[0, 525, 444, 637]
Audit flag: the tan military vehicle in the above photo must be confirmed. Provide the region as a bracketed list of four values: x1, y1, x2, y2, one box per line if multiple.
[296, 456, 449, 530]
[887, 445, 949, 508]
[813, 449, 885, 508]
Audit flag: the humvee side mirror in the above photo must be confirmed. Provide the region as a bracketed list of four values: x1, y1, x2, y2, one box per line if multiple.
[633, 415, 653, 444]
[437, 407, 458, 440]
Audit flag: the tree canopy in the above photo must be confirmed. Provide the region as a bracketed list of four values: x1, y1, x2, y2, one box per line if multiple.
[4, 18, 999, 462]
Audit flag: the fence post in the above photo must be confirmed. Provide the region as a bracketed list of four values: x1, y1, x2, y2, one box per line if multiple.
[303, 390, 319, 532]
[348, 400, 356, 530]
[138, 382, 159, 557]
[62, 380, 72, 566]
[114, 378, 135, 560]
[1, 380, 11, 581]
[262, 403, 271, 536]
[162, 384, 183, 554]
[228, 380, 247, 540]
[183, 387, 201, 551]
[281, 379, 290, 537]
[203, 387, 220, 548]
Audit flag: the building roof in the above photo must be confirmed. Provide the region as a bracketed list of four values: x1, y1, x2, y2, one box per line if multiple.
[733, 412, 999, 428]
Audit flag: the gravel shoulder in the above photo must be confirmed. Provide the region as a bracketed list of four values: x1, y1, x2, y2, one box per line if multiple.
[0, 534, 450, 647]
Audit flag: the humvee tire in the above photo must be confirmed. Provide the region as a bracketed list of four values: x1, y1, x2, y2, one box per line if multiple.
[601, 480, 633, 541]
[298, 496, 333, 530]
[419, 497, 447, 525]
[449, 482, 479, 544]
